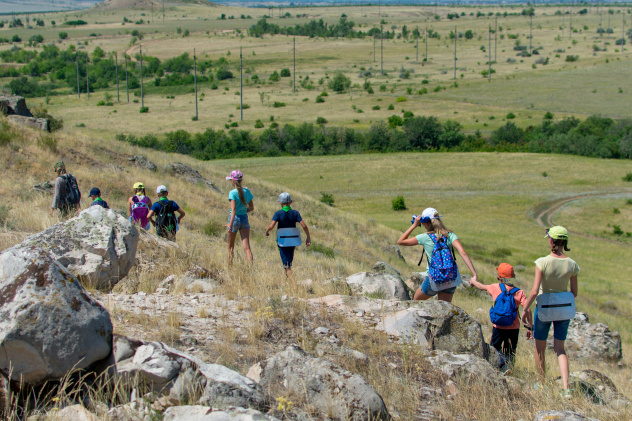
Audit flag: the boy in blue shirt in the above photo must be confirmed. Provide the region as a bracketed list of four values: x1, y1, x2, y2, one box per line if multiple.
[147, 185, 185, 241]
[265, 192, 311, 286]
[89, 187, 109, 209]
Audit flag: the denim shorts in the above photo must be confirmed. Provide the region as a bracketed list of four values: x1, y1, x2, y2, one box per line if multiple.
[533, 308, 570, 341]
[420, 276, 457, 297]
[278, 246, 295, 268]
[229, 214, 250, 233]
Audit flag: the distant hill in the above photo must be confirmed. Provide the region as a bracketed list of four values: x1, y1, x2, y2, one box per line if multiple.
[93, 0, 216, 10]
[0, 0, 98, 13]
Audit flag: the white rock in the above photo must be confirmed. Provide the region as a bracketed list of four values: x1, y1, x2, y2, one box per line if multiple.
[163, 405, 280, 420]
[0, 247, 112, 386]
[346, 272, 410, 300]
[313, 327, 330, 335]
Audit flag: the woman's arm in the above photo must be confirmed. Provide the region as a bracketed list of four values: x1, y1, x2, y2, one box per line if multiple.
[521, 266, 542, 326]
[451, 239, 477, 284]
[225, 200, 237, 230]
[247, 199, 255, 213]
[128, 197, 133, 216]
[397, 215, 421, 246]
[570, 274, 578, 297]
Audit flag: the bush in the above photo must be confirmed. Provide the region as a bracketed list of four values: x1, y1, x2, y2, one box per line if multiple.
[395, 96, 407, 102]
[216, 68, 233, 80]
[315, 96, 325, 103]
[139, 106, 149, 113]
[273, 101, 286, 108]
[280, 68, 291, 77]
[623, 172, 632, 182]
[320, 192, 335, 206]
[37, 133, 58, 152]
[316, 116, 328, 124]
[254, 119, 264, 128]
[269, 70, 280, 82]
[0, 204, 10, 227]
[387, 104, 395, 110]
[544, 111, 554, 120]
[506, 112, 516, 119]
[328, 72, 351, 92]
[565, 55, 579, 62]
[372, 105, 381, 110]
[391, 195, 407, 211]
[58, 31, 68, 40]
[613, 225, 623, 236]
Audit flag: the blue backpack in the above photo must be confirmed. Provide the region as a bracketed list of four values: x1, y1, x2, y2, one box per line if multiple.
[489, 283, 520, 326]
[426, 233, 458, 284]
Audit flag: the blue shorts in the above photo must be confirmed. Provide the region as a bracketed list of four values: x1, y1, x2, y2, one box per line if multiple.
[420, 277, 457, 297]
[533, 308, 570, 341]
[278, 246, 295, 268]
[229, 214, 250, 233]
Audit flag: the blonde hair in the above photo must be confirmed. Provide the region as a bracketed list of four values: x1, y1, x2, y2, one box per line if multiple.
[425, 215, 451, 241]
[235, 180, 247, 206]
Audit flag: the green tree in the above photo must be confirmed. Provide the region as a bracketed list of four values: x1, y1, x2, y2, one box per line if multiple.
[328, 72, 351, 92]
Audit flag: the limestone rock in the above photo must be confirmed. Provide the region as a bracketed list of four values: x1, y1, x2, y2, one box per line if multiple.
[20, 206, 139, 290]
[113, 336, 268, 410]
[163, 405, 281, 421]
[371, 261, 403, 280]
[165, 162, 220, 193]
[566, 369, 630, 409]
[427, 350, 508, 392]
[128, 155, 157, 171]
[248, 345, 390, 421]
[346, 272, 410, 300]
[406, 272, 425, 292]
[381, 245, 406, 262]
[0, 247, 113, 386]
[533, 410, 600, 421]
[376, 300, 487, 358]
[315, 342, 370, 365]
[0, 95, 33, 117]
[51, 405, 99, 421]
[7, 115, 49, 131]
[547, 313, 622, 362]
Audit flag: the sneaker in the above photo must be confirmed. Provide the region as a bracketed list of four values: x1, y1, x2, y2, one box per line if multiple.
[561, 388, 572, 399]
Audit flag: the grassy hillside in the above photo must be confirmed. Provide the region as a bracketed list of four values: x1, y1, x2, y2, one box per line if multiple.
[1, 118, 631, 420]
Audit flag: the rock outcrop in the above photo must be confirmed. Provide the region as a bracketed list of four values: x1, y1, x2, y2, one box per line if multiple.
[346, 272, 410, 300]
[533, 410, 600, 421]
[248, 345, 390, 421]
[114, 336, 269, 410]
[20, 206, 139, 290]
[128, 155, 157, 171]
[163, 406, 280, 421]
[165, 162, 221, 192]
[6, 115, 49, 132]
[0, 95, 33, 117]
[426, 350, 508, 392]
[566, 369, 630, 409]
[0, 247, 113, 386]
[547, 313, 622, 362]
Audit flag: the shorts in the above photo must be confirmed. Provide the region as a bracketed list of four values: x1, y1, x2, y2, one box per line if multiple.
[278, 246, 295, 268]
[229, 214, 250, 233]
[533, 308, 570, 341]
[420, 276, 456, 297]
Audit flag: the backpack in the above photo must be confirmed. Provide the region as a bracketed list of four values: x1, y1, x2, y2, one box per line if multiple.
[425, 233, 458, 284]
[155, 200, 178, 238]
[489, 283, 520, 327]
[62, 174, 81, 206]
[131, 195, 150, 226]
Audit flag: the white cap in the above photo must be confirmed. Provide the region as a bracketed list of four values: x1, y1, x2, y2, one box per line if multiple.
[156, 185, 168, 194]
[420, 207, 442, 222]
[278, 192, 292, 203]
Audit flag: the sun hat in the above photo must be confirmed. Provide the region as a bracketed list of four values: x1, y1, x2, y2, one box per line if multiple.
[546, 226, 568, 240]
[133, 182, 145, 189]
[226, 170, 243, 181]
[278, 192, 292, 204]
[420, 207, 442, 223]
[53, 161, 65, 171]
[89, 187, 101, 197]
[497, 263, 515, 280]
[156, 185, 168, 194]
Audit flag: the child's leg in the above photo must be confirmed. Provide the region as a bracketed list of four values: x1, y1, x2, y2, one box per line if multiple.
[506, 329, 520, 362]
[490, 328, 503, 353]
[239, 228, 253, 262]
[227, 231, 237, 266]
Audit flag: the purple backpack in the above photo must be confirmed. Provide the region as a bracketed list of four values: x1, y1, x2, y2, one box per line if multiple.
[131, 195, 150, 227]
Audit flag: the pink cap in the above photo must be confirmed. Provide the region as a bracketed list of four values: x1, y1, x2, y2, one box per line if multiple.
[226, 170, 243, 181]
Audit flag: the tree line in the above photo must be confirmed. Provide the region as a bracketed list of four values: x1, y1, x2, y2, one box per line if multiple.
[115, 114, 632, 161]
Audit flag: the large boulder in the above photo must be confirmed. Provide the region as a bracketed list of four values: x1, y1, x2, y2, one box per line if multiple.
[6, 115, 49, 131]
[426, 350, 508, 392]
[345, 272, 410, 300]
[114, 336, 269, 410]
[547, 313, 622, 362]
[163, 406, 280, 421]
[0, 247, 113, 386]
[248, 345, 390, 421]
[20, 206, 139, 290]
[376, 300, 487, 358]
[533, 411, 600, 421]
[165, 162, 221, 192]
[0, 95, 33, 117]
[565, 369, 630, 409]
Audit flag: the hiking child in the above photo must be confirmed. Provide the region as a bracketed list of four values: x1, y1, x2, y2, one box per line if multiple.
[88, 187, 109, 209]
[265, 192, 311, 286]
[469, 263, 533, 363]
[522, 226, 579, 398]
[128, 182, 152, 230]
[147, 185, 185, 241]
[225, 170, 254, 266]
[397, 207, 478, 303]
[51, 161, 81, 217]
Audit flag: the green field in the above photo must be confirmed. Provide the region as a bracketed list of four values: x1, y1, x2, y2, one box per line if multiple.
[212, 152, 632, 342]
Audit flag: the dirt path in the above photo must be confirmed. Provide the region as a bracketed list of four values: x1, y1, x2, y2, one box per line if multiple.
[533, 190, 632, 245]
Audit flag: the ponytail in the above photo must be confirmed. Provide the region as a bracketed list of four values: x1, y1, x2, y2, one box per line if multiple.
[551, 238, 570, 253]
[235, 180, 247, 206]
[428, 216, 451, 241]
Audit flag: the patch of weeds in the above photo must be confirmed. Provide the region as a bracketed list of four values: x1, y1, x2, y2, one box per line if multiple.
[613, 208, 620, 214]
[273, 102, 286, 108]
[37, 133, 58, 153]
[491, 247, 512, 258]
[203, 220, 224, 237]
[623, 172, 632, 182]
[365, 291, 387, 299]
[0, 204, 11, 227]
[613, 225, 623, 236]
[320, 192, 334, 206]
[139, 106, 149, 113]
[542, 171, 548, 177]
[308, 242, 335, 258]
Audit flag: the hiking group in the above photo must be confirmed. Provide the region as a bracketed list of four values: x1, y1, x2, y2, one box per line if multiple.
[51, 162, 580, 396]
[398, 209, 579, 397]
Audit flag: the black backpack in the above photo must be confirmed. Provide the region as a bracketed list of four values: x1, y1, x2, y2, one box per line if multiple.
[62, 174, 81, 206]
[155, 200, 178, 238]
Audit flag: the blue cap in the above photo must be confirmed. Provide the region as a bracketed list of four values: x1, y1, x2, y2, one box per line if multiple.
[89, 187, 101, 196]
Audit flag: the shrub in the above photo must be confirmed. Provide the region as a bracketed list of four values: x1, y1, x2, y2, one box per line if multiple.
[316, 116, 327, 124]
[269, 70, 280, 82]
[387, 104, 395, 110]
[315, 96, 325, 103]
[395, 96, 407, 102]
[623, 172, 632, 182]
[37, 133, 58, 153]
[191, 116, 198, 121]
[506, 112, 516, 119]
[328, 72, 351, 92]
[320, 192, 335, 206]
[254, 119, 264, 128]
[565, 55, 579, 62]
[280, 68, 291, 77]
[613, 225, 623, 236]
[613, 208, 620, 214]
[139, 106, 149, 113]
[58, 31, 68, 40]
[372, 105, 381, 110]
[544, 111, 554, 120]
[392, 195, 407, 211]
[0, 204, 10, 227]
[273, 101, 286, 108]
